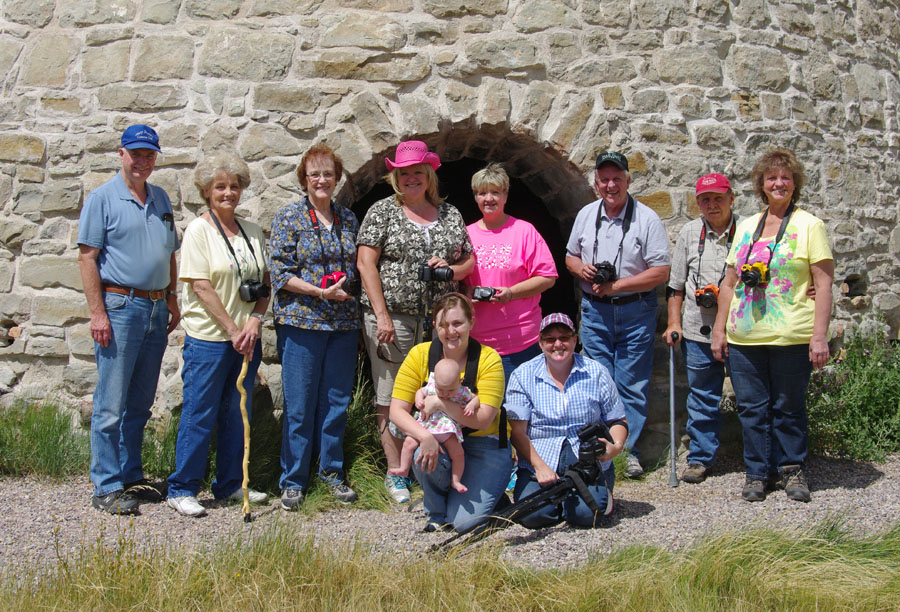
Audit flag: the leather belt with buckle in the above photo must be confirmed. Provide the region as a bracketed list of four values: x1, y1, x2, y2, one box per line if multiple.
[102, 284, 167, 300]
[585, 291, 647, 306]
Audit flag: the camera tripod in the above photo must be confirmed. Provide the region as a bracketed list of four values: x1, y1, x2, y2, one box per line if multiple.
[432, 420, 613, 552]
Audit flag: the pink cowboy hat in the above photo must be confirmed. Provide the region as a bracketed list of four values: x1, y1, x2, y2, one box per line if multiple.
[385, 140, 441, 171]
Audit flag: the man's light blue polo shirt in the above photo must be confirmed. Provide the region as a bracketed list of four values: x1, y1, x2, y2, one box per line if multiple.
[505, 353, 625, 472]
[77, 172, 178, 291]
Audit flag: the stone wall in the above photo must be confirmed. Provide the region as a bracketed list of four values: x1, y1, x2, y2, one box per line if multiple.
[1, 0, 899, 455]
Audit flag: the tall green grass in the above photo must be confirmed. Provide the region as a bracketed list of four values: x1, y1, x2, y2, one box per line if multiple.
[3, 520, 899, 611]
[0, 401, 89, 477]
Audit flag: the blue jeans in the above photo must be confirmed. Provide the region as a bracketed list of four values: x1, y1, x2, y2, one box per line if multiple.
[167, 337, 261, 499]
[412, 434, 513, 532]
[682, 339, 725, 466]
[579, 293, 657, 458]
[513, 440, 615, 528]
[90, 292, 168, 496]
[277, 325, 358, 491]
[727, 344, 812, 480]
[500, 343, 542, 391]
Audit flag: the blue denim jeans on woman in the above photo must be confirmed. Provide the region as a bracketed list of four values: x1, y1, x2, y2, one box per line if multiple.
[277, 325, 358, 491]
[90, 292, 169, 497]
[579, 292, 657, 458]
[412, 434, 513, 532]
[727, 343, 812, 480]
[513, 440, 615, 528]
[682, 339, 726, 467]
[167, 336, 261, 499]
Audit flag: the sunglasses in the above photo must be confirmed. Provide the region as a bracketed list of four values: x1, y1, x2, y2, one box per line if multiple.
[376, 341, 403, 364]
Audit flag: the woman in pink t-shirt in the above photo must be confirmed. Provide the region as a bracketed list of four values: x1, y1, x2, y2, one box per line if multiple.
[464, 164, 558, 381]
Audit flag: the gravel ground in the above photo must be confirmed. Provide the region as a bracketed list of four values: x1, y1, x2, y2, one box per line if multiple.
[2, 453, 898, 577]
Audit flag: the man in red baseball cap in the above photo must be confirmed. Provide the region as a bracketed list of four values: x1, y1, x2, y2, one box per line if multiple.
[663, 173, 739, 484]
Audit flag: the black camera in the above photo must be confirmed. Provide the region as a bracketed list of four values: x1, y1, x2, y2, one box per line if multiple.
[417, 261, 454, 282]
[694, 284, 719, 308]
[239, 280, 270, 302]
[472, 286, 496, 302]
[740, 262, 769, 288]
[321, 271, 361, 297]
[592, 261, 617, 285]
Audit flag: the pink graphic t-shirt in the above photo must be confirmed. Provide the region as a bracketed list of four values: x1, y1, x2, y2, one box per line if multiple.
[466, 216, 557, 355]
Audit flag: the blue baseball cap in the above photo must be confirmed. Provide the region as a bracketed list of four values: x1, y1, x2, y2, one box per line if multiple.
[120, 124, 161, 152]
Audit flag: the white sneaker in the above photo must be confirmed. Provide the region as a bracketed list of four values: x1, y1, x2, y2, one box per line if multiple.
[384, 472, 411, 503]
[226, 488, 268, 504]
[167, 495, 207, 517]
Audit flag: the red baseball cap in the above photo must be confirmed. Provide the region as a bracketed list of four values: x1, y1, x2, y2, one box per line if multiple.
[695, 173, 731, 196]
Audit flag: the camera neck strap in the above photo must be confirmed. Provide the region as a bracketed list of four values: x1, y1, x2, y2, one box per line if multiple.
[305, 199, 348, 274]
[593, 194, 635, 273]
[743, 203, 795, 270]
[208, 209, 261, 282]
[694, 216, 736, 287]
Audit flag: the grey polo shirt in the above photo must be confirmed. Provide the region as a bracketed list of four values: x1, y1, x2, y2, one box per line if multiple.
[566, 196, 671, 297]
[667, 214, 740, 343]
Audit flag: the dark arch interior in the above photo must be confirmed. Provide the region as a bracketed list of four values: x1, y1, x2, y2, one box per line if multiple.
[351, 156, 576, 321]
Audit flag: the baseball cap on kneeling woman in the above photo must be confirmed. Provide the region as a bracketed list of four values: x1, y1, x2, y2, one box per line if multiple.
[540, 313, 576, 333]
[121, 124, 161, 152]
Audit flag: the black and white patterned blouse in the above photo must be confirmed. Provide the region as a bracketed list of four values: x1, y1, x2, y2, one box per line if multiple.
[356, 195, 473, 317]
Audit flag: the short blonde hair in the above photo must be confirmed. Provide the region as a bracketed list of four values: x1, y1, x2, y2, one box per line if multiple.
[194, 151, 251, 204]
[386, 164, 444, 207]
[471, 163, 509, 193]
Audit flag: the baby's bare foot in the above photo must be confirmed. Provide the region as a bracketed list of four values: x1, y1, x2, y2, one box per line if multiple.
[388, 467, 408, 477]
[451, 481, 468, 493]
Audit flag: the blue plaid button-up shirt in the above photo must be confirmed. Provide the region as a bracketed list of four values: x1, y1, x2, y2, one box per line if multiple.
[505, 353, 625, 472]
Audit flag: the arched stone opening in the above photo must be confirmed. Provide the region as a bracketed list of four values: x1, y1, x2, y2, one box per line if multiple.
[336, 131, 597, 320]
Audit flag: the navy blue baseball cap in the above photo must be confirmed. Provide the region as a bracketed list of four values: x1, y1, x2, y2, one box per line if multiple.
[121, 124, 161, 152]
[595, 151, 628, 171]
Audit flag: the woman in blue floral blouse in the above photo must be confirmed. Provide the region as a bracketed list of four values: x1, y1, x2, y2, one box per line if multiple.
[268, 143, 361, 511]
[357, 140, 475, 504]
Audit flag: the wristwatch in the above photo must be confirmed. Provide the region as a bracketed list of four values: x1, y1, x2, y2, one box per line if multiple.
[250, 313, 264, 323]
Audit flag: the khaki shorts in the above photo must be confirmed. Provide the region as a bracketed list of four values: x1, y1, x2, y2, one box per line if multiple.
[361, 308, 421, 406]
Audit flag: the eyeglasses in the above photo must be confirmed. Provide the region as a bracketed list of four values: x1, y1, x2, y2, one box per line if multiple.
[376, 342, 403, 364]
[307, 172, 335, 181]
[541, 334, 574, 345]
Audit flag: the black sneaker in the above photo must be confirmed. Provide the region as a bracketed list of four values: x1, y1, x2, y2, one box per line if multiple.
[422, 520, 452, 533]
[782, 465, 811, 503]
[124, 479, 166, 503]
[92, 490, 140, 515]
[741, 477, 767, 502]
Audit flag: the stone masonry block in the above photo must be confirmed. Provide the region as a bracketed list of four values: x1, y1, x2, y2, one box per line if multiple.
[465, 37, 541, 73]
[18, 255, 82, 290]
[32, 294, 90, 326]
[186, 0, 242, 19]
[422, 0, 507, 18]
[302, 50, 429, 83]
[142, 0, 181, 24]
[133, 37, 195, 82]
[20, 34, 79, 87]
[513, 0, 578, 33]
[83, 42, 132, 88]
[320, 13, 406, 50]
[98, 84, 186, 111]
[239, 123, 302, 162]
[0, 134, 45, 163]
[254, 84, 342, 113]
[2, 0, 55, 27]
[350, 91, 398, 152]
[563, 58, 637, 86]
[199, 28, 295, 81]
[730, 46, 790, 91]
[654, 47, 722, 87]
[57, 0, 137, 27]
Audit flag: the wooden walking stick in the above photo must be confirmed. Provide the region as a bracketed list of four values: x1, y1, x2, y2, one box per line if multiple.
[236, 353, 252, 522]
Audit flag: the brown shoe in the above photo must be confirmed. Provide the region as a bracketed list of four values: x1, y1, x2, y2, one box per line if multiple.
[741, 477, 767, 502]
[782, 465, 811, 503]
[681, 463, 710, 484]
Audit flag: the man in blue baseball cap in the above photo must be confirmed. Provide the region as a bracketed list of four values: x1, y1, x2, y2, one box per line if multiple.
[565, 152, 671, 478]
[77, 124, 179, 514]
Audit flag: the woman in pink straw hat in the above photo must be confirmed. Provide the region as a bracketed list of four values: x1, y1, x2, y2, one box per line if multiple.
[357, 140, 474, 504]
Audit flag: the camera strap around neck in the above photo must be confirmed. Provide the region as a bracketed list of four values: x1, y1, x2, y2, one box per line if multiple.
[305, 199, 347, 274]
[593, 195, 635, 274]
[743, 203, 795, 269]
[209, 209, 261, 282]
[694, 216, 736, 287]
